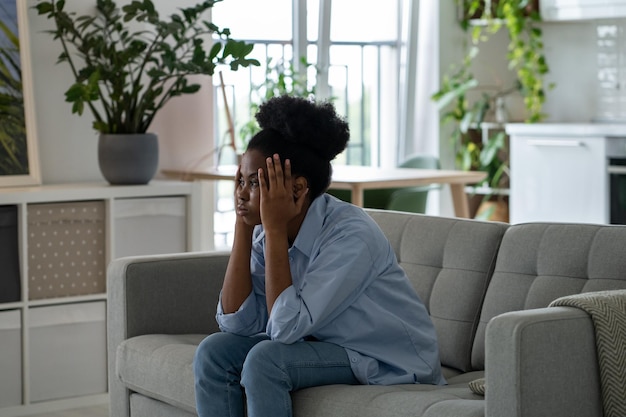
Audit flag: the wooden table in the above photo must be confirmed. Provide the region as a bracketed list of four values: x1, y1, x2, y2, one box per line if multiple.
[162, 165, 486, 218]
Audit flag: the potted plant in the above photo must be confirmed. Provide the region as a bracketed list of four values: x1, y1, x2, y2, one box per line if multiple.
[432, 0, 552, 220]
[35, 0, 259, 184]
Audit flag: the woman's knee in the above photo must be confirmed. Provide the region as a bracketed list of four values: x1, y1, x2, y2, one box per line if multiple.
[194, 332, 271, 377]
[193, 332, 235, 374]
[241, 340, 284, 387]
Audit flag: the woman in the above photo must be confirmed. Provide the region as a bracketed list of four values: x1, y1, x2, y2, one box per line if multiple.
[193, 95, 445, 417]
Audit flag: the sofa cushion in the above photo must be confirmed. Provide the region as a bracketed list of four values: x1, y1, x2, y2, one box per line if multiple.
[366, 210, 508, 372]
[472, 223, 626, 369]
[292, 371, 486, 417]
[130, 393, 196, 417]
[118, 334, 486, 417]
[116, 334, 205, 413]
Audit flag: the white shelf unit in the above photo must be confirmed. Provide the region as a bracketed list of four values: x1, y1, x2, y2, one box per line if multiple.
[0, 180, 212, 417]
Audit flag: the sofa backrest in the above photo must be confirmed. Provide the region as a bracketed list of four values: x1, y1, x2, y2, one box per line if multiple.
[471, 222, 626, 369]
[366, 210, 509, 373]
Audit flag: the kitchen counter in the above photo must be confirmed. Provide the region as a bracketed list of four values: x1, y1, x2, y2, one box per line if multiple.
[506, 123, 626, 137]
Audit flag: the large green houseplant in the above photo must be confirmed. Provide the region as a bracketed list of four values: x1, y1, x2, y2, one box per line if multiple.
[433, 0, 551, 219]
[35, 0, 259, 184]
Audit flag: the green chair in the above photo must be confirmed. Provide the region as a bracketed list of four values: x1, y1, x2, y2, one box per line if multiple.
[327, 154, 440, 213]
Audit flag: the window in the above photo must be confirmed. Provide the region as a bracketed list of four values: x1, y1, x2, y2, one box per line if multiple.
[211, 0, 409, 247]
[212, 0, 406, 166]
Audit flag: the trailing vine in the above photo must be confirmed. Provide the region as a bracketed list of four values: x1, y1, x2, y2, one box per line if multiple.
[498, 0, 549, 122]
[433, 0, 552, 192]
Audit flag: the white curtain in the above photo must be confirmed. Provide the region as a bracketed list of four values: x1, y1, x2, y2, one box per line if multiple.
[399, 0, 440, 161]
[399, 0, 444, 215]
[413, 0, 440, 157]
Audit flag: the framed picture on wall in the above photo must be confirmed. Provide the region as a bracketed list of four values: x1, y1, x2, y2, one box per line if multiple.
[0, 0, 40, 187]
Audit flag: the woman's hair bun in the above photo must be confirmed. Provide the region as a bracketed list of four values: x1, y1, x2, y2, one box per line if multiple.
[255, 95, 349, 161]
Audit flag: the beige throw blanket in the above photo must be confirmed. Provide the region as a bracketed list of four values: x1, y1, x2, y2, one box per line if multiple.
[550, 290, 626, 417]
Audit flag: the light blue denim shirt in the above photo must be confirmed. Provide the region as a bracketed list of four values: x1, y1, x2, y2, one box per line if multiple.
[217, 194, 445, 386]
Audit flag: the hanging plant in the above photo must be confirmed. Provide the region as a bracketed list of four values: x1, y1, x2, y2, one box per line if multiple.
[497, 0, 549, 122]
[433, 0, 553, 191]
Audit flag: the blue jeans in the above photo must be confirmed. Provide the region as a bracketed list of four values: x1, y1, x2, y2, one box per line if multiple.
[193, 332, 359, 417]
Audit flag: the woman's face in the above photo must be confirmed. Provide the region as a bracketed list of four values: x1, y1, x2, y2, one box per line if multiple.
[235, 149, 267, 225]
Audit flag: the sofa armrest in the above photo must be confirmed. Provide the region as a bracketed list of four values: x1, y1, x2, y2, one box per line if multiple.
[485, 307, 603, 417]
[107, 251, 229, 339]
[107, 251, 229, 417]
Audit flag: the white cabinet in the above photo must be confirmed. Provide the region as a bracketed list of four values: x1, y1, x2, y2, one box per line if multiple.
[112, 196, 189, 258]
[509, 133, 608, 224]
[0, 310, 21, 408]
[0, 181, 211, 416]
[505, 123, 626, 225]
[541, 0, 626, 21]
[28, 302, 107, 403]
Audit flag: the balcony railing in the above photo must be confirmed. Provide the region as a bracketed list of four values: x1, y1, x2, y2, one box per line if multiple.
[212, 39, 399, 248]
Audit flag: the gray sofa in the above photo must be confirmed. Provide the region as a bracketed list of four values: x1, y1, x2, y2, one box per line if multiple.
[107, 209, 626, 417]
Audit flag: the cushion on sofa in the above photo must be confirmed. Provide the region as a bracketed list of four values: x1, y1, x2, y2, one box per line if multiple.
[366, 210, 508, 373]
[116, 334, 205, 413]
[472, 223, 626, 369]
[292, 371, 486, 417]
[116, 336, 486, 417]
[130, 394, 196, 417]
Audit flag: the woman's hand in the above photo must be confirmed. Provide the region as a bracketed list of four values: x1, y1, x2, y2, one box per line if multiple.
[258, 154, 308, 234]
[258, 154, 307, 314]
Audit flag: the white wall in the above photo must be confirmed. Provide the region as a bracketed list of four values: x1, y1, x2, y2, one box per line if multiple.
[25, 0, 613, 185]
[25, 0, 216, 185]
[439, 8, 613, 125]
[437, 1, 467, 171]
[435, 1, 466, 217]
[540, 20, 599, 122]
[27, 0, 97, 184]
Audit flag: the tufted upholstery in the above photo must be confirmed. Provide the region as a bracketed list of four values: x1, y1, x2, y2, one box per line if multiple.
[108, 211, 626, 417]
[472, 222, 626, 369]
[366, 211, 508, 373]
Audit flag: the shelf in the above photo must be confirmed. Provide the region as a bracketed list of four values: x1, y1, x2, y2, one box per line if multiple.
[466, 17, 506, 26]
[0, 180, 197, 205]
[0, 302, 22, 311]
[457, 0, 539, 23]
[0, 180, 211, 416]
[465, 185, 510, 196]
[27, 293, 107, 307]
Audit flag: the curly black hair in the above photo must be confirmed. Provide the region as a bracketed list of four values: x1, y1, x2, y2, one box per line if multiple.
[246, 95, 350, 199]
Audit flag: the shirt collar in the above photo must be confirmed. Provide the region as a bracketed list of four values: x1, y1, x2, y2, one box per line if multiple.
[290, 194, 328, 257]
[253, 194, 330, 256]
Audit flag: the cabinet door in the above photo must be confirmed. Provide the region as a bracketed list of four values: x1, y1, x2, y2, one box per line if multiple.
[510, 136, 607, 224]
[29, 302, 107, 402]
[113, 197, 188, 258]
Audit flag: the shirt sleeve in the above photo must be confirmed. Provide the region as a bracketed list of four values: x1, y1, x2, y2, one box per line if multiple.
[215, 229, 269, 336]
[266, 230, 380, 344]
[216, 290, 266, 335]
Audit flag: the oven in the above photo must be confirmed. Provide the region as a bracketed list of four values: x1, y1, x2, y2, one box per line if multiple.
[607, 138, 626, 224]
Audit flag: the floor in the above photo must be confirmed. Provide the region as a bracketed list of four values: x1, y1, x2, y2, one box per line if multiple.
[26, 404, 109, 417]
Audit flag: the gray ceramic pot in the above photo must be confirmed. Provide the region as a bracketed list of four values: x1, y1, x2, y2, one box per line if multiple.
[98, 133, 159, 185]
